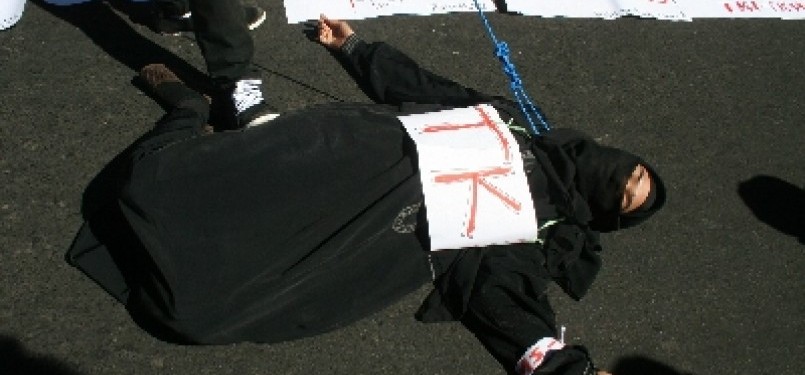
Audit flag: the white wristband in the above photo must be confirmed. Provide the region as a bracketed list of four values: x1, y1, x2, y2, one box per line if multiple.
[515, 337, 566, 375]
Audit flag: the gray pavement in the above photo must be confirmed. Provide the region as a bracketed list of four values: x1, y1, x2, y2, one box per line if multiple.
[1, 1, 803, 374]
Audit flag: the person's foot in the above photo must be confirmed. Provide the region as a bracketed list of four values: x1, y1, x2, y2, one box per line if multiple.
[223, 78, 280, 129]
[153, 4, 267, 36]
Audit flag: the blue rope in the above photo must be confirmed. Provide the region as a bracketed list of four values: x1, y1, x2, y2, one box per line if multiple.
[472, 0, 551, 135]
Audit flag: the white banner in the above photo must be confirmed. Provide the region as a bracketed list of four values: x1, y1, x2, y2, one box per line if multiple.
[283, 0, 805, 22]
[506, 0, 805, 20]
[284, 0, 496, 23]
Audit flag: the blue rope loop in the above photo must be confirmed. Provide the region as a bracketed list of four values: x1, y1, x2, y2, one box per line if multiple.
[495, 42, 523, 87]
[472, 0, 551, 135]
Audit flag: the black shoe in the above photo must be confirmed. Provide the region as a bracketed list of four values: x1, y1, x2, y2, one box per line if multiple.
[216, 78, 279, 130]
[152, 4, 267, 36]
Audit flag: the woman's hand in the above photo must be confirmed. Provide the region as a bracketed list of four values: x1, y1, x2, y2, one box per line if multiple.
[317, 14, 355, 49]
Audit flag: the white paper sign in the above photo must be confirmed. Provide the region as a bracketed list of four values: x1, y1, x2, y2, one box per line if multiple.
[398, 105, 538, 251]
[283, 0, 805, 22]
[616, 0, 689, 20]
[673, 0, 805, 19]
[507, 0, 688, 19]
[506, 0, 623, 19]
[508, 0, 805, 20]
[284, 0, 496, 23]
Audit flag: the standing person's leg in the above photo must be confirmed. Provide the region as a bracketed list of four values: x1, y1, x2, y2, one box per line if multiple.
[188, 0, 252, 86]
[150, 0, 266, 36]
[188, 0, 277, 130]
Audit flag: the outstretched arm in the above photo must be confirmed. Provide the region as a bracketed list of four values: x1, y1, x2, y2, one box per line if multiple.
[458, 251, 604, 375]
[317, 15, 492, 107]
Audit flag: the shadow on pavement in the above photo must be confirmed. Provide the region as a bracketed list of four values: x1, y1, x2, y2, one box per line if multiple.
[32, 0, 211, 93]
[611, 355, 694, 375]
[34, 0, 346, 118]
[0, 335, 84, 375]
[738, 175, 805, 244]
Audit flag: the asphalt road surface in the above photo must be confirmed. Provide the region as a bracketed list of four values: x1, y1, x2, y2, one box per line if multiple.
[1, 1, 803, 374]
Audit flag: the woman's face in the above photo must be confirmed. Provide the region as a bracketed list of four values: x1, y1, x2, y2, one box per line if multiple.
[621, 164, 651, 213]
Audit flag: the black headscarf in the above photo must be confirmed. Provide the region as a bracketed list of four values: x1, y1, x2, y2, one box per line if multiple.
[534, 128, 667, 233]
[523, 126, 666, 300]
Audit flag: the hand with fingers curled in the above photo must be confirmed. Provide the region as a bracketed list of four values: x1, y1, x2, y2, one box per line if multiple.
[317, 14, 355, 49]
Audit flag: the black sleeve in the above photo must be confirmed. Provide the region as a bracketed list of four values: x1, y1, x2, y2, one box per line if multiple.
[458, 246, 597, 375]
[127, 78, 211, 164]
[338, 34, 493, 107]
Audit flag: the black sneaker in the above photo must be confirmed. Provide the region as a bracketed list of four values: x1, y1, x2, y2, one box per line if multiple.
[153, 4, 267, 36]
[225, 78, 280, 129]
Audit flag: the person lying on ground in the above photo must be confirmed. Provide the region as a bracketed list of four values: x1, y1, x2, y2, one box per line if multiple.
[67, 15, 666, 375]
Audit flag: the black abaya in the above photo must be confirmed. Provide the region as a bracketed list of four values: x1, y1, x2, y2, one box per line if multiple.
[67, 36, 665, 375]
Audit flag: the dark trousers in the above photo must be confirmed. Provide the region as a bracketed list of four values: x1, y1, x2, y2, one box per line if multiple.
[156, 0, 254, 86]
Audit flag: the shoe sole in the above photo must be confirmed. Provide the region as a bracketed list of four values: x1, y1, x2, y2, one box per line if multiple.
[248, 10, 267, 31]
[246, 112, 281, 128]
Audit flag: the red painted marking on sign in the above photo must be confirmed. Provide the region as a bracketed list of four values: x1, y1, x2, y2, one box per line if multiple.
[478, 176, 522, 211]
[422, 122, 484, 132]
[434, 166, 520, 238]
[739, 1, 762, 11]
[475, 106, 511, 161]
[771, 2, 805, 11]
[421, 106, 511, 161]
[433, 167, 512, 183]
[724, 1, 762, 12]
